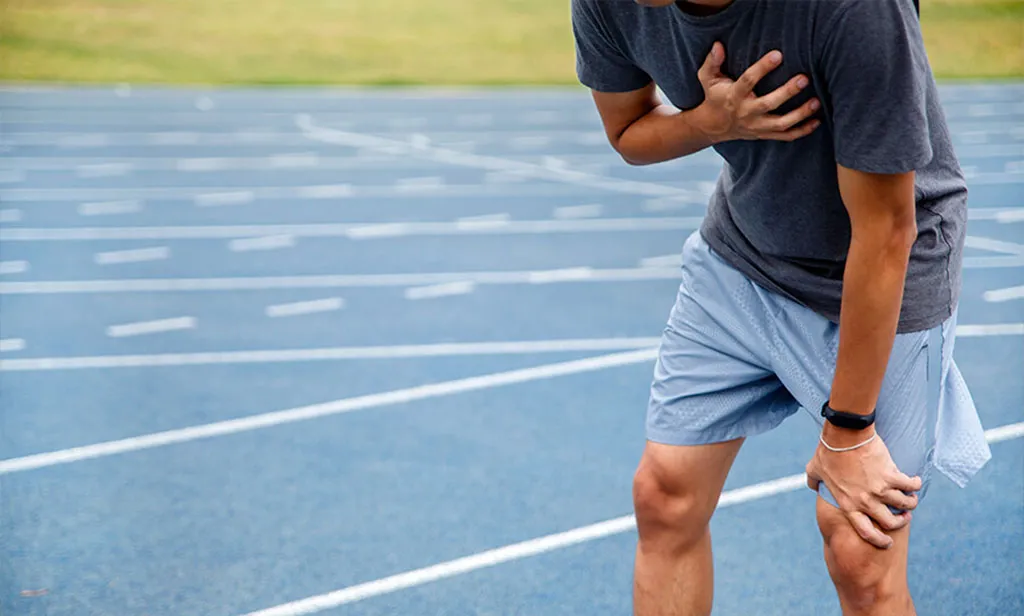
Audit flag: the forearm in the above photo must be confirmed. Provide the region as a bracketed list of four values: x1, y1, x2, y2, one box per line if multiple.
[826, 225, 916, 438]
[614, 104, 717, 166]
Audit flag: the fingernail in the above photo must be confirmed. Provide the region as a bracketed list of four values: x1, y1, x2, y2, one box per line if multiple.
[810, 99, 820, 111]
[797, 76, 809, 88]
[770, 51, 782, 64]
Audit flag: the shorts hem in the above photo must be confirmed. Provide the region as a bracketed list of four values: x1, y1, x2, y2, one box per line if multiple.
[646, 411, 792, 447]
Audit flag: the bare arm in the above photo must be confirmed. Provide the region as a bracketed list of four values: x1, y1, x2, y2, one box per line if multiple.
[592, 43, 821, 166]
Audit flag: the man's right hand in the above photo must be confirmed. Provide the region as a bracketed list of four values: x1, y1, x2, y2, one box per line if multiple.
[693, 42, 821, 144]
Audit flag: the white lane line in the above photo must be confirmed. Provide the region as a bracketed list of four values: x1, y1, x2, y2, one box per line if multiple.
[76, 163, 133, 178]
[639, 254, 681, 269]
[194, 191, 255, 207]
[0, 339, 26, 353]
[228, 235, 296, 252]
[0, 337, 663, 372]
[94, 247, 170, 265]
[345, 223, 411, 239]
[269, 153, 319, 168]
[78, 200, 142, 216]
[963, 256, 1024, 268]
[0, 261, 29, 275]
[1006, 160, 1024, 174]
[528, 267, 594, 284]
[0, 169, 26, 184]
[106, 317, 196, 338]
[177, 158, 229, 172]
[395, 177, 445, 192]
[643, 196, 704, 212]
[454, 213, 511, 231]
[405, 281, 476, 300]
[997, 209, 1024, 224]
[0, 209, 23, 223]
[239, 421, 1023, 616]
[553, 204, 603, 220]
[983, 286, 1024, 303]
[965, 235, 1024, 256]
[956, 323, 1024, 337]
[265, 298, 345, 318]
[968, 208, 1024, 221]
[0, 348, 660, 475]
[296, 185, 353, 199]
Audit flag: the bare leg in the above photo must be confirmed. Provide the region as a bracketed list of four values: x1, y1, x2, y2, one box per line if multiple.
[817, 497, 915, 616]
[633, 438, 744, 616]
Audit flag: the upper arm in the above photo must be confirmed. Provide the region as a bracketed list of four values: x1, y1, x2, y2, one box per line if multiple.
[591, 83, 661, 149]
[820, 0, 932, 174]
[837, 165, 917, 239]
[571, 0, 652, 93]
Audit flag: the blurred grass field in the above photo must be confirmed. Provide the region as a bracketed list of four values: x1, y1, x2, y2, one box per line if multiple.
[0, 0, 1021, 85]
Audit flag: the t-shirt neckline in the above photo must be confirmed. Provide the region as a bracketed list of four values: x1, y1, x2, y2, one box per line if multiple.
[670, 0, 753, 29]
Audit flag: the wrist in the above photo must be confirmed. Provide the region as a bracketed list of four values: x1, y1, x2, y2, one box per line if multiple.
[821, 421, 877, 449]
[687, 103, 726, 145]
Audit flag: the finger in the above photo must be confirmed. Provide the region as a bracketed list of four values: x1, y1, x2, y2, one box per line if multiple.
[887, 470, 924, 494]
[804, 463, 821, 491]
[755, 74, 811, 113]
[733, 49, 783, 97]
[847, 511, 893, 549]
[762, 119, 821, 142]
[697, 41, 725, 85]
[881, 489, 918, 512]
[757, 98, 821, 132]
[868, 502, 911, 532]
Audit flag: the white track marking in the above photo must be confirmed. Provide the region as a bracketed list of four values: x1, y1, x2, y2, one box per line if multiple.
[76, 163, 133, 178]
[965, 235, 1024, 255]
[238, 422, 1023, 616]
[405, 281, 476, 300]
[0, 170, 26, 184]
[997, 209, 1024, 224]
[454, 213, 511, 231]
[194, 191, 255, 207]
[78, 200, 142, 216]
[269, 153, 319, 168]
[295, 115, 691, 199]
[94, 247, 170, 265]
[0, 339, 26, 353]
[639, 254, 681, 269]
[0, 209, 23, 223]
[0, 261, 29, 275]
[1006, 160, 1024, 174]
[345, 223, 411, 239]
[0, 217, 703, 242]
[106, 317, 196, 338]
[296, 185, 353, 199]
[553, 204, 603, 219]
[643, 196, 705, 212]
[983, 286, 1024, 303]
[177, 158, 229, 172]
[0, 348, 659, 475]
[955, 323, 1024, 337]
[228, 235, 295, 252]
[265, 298, 345, 318]
[968, 208, 1024, 221]
[0, 337, 663, 372]
[528, 267, 594, 283]
[963, 256, 1024, 268]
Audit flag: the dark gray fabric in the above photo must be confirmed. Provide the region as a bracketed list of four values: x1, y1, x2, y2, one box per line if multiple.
[572, 0, 967, 333]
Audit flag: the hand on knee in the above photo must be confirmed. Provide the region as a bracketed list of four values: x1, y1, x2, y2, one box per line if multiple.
[633, 465, 712, 555]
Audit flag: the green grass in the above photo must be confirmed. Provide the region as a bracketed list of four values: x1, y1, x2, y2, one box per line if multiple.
[0, 0, 1020, 85]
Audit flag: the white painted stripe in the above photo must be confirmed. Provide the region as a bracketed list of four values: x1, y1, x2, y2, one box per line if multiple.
[0, 169, 26, 184]
[78, 200, 142, 216]
[194, 191, 255, 207]
[0, 339, 26, 353]
[0, 337, 663, 372]
[955, 323, 1024, 337]
[997, 209, 1024, 223]
[296, 185, 353, 199]
[269, 153, 319, 168]
[106, 317, 196, 338]
[405, 281, 476, 300]
[0, 209, 23, 223]
[177, 158, 228, 172]
[963, 256, 1024, 268]
[265, 298, 344, 318]
[76, 163, 133, 178]
[409, 134, 431, 149]
[94, 247, 170, 265]
[983, 286, 1024, 303]
[395, 177, 445, 192]
[1006, 160, 1024, 174]
[965, 235, 1024, 256]
[454, 213, 511, 231]
[643, 196, 704, 212]
[0, 348, 659, 475]
[542, 156, 568, 171]
[639, 254, 681, 269]
[228, 235, 295, 252]
[0, 261, 29, 275]
[553, 204, 603, 219]
[345, 223, 411, 239]
[968, 207, 1024, 221]
[528, 267, 594, 284]
[237, 421, 1023, 616]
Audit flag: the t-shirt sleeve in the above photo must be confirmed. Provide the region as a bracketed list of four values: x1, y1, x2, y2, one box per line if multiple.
[571, 0, 652, 93]
[820, 0, 933, 174]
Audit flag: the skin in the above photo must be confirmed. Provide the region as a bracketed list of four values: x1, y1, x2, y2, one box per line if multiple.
[593, 1, 924, 614]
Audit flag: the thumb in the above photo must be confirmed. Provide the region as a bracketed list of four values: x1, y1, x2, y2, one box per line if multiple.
[805, 462, 821, 491]
[698, 41, 725, 84]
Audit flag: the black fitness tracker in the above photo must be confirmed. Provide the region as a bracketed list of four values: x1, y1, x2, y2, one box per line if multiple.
[821, 401, 876, 431]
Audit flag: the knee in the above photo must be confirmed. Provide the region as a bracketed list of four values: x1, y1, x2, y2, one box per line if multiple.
[632, 464, 712, 551]
[820, 515, 904, 610]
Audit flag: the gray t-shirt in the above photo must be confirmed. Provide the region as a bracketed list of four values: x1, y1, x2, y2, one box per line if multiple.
[572, 0, 967, 333]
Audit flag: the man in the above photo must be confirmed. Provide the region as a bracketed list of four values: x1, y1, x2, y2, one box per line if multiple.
[570, 1, 992, 614]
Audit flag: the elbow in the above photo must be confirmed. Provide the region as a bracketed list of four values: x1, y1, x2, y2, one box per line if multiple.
[854, 215, 918, 257]
[612, 142, 653, 166]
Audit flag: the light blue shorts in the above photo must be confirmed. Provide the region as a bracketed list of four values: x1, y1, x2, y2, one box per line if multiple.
[647, 232, 992, 505]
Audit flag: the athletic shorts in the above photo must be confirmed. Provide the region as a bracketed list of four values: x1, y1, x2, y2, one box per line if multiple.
[647, 231, 992, 506]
